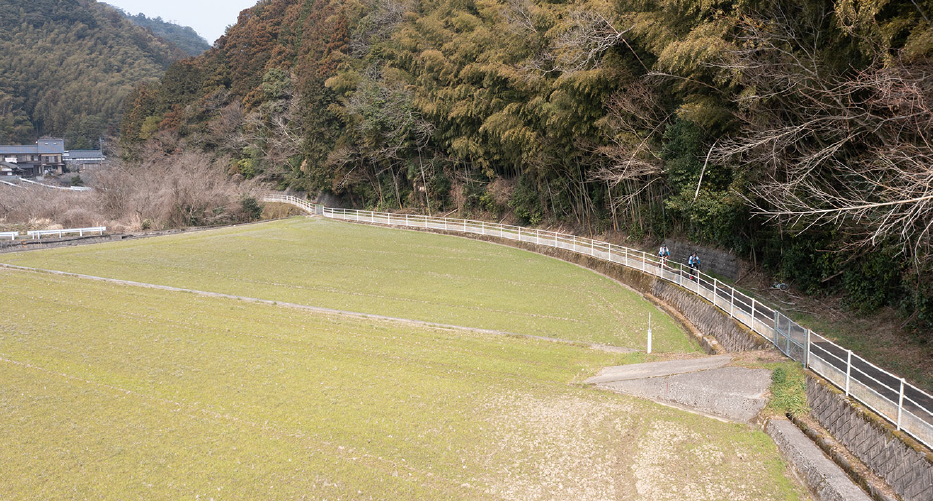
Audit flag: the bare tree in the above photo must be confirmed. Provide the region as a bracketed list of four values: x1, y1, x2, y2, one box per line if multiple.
[713, 12, 933, 264]
[588, 79, 670, 230]
[523, 7, 637, 75]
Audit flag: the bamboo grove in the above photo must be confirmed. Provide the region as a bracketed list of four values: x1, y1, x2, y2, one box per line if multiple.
[119, 0, 933, 332]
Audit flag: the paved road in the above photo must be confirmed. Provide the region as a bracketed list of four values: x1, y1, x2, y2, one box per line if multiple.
[811, 341, 933, 424]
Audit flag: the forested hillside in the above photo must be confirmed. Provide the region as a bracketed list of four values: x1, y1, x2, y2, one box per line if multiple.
[120, 0, 933, 333]
[113, 8, 212, 56]
[0, 0, 184, 149]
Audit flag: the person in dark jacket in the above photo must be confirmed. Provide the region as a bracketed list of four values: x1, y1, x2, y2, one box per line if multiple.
[688, 252, 701, 281]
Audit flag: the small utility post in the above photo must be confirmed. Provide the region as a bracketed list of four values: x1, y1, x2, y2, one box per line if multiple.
[647, 312, 653, 354]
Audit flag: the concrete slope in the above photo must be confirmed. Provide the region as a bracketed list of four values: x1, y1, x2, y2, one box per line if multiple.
[595, 365, 771, 423]
[585, 354, 732, 384]
[767, 419, 872, 501]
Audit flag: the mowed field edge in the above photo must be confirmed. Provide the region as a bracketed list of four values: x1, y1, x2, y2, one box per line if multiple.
[0, 217, 694, 352]
[0, 267, 807, 499]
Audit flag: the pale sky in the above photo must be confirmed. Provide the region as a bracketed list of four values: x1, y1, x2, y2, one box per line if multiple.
[103, 0, 260, 44]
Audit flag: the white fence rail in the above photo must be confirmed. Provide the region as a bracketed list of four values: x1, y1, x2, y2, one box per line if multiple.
[262, 194, 323, 215]
[0, 231, 18, 240]
[26, 227, 106, 239]
[312, 205, 933, 451]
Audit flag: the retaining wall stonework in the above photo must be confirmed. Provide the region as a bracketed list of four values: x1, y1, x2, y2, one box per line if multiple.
[808, 376, 933, 501]
[0, 234, 127, 252]
[664, 240, 739, 281]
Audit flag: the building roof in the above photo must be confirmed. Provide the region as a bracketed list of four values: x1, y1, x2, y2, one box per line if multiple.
[64, 150, 105, 160]
[0, 138, 66, 156]
[37, 138, 65, 154]
[0, 145, 38, 155]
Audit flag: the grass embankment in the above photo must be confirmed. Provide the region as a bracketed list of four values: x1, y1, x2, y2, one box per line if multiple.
[0, 217, 691, 352]
[0, 268, 806, 499]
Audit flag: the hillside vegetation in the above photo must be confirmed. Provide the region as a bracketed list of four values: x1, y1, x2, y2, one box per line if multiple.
[119, 0, 933, 335]
[113, 7, 212, 56]
[0, 0, 185, 149]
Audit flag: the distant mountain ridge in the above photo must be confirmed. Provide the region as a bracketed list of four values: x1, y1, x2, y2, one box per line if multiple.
[0, 0, 184, 149]
[107, 6, 212, 56]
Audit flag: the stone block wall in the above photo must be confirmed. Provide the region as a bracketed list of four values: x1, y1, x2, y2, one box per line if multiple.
[0, 234, 126, 253]
[808, 376, 933, 501]
[664, 240, 739, 281]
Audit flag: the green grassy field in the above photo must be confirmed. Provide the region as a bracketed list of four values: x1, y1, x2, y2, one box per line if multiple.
[0, 217, 692, 352]
[0, 266, 805, 499]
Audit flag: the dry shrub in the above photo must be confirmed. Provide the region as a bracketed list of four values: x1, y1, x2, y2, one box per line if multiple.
[93, 151, 262, 230]
[487, 177, 515, 207]
[0, 185, 101, 231]
[0, 151, 262, 232]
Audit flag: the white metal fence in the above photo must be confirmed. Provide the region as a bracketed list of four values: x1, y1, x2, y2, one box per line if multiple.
[263, 194, 323, 215]
[304, 204, 933, 451]
[26, 227, 106, 239]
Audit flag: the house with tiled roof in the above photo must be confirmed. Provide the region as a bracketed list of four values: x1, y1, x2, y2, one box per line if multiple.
[64, 149, 106, 169]
[0, 138, 65, 177]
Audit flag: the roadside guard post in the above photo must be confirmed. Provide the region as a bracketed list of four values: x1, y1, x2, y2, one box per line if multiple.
[647, 312, 652, 354]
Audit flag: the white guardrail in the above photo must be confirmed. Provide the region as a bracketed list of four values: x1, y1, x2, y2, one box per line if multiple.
[262, 195, 933, 451]
[263, 194, 323, 215]
[26, 227, 106, 239]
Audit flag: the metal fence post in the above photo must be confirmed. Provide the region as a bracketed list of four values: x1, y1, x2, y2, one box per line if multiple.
[608, 243, 612, 262]
[713, 279, 719, 308]
[805, 329, 811, 368]
[405, 214, 409, 226]
[518, 226, 522, 242]
[897, 378, 905, 430]
[463, 219, 467, 232]
[624, 247, 628, 267]
[845, 350, 852, 396]
[730, 287, 735, 317]
[481, 221, 485, 235]
[590, 239, 594, 256]
[751, 299, 757, 332]
[536, 229, 540, 245]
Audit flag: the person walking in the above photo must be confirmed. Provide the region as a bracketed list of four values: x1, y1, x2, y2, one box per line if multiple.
[658, 244, 670, 268]
[688, 252, 701, 281]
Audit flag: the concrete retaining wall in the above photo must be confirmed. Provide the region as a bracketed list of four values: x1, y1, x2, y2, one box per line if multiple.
[767, 419, 873, 501]
[664, 240, 739, 281]
[0, 234, 129, 252]
[808, 376, 933, 501]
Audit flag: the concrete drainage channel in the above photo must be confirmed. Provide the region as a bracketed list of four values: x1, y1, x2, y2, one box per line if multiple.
[586, 355, 874, 501]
